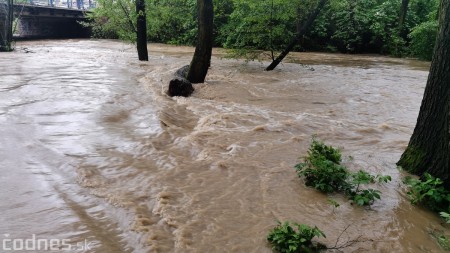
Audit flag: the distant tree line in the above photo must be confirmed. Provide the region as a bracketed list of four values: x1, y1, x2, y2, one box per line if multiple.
[87, 0, 440, 60]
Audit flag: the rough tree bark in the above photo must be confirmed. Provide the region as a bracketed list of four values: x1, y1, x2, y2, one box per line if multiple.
[136, 0, 148, 61]
[187, 0, 214, 83]
[397, 0, 450, 187]
[398, 0, 410, 38]
[266, 0, 327, 71]
[0, 0, 13, 52]
[7, 0, 12, 47]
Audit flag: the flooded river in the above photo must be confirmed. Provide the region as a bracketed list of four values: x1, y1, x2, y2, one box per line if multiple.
[0, 39, 447, 252]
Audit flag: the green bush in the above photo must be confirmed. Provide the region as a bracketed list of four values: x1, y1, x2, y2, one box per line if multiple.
[267, 221, 326, 253]
[408, 20, 438, 60]
[84, 0, 137, 42]
[404, 173, 450, 212]
[147, 0, 197, 45]
[295, 138, 348, 193]
[296, 138, 391, 206]
[404, 174, 450, 249]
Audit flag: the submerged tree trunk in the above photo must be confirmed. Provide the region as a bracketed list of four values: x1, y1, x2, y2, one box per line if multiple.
[136, 0, 148, 61]
[7, 0, 12, 47]
[187, 0, 214, 83]
[397, 0, 450, 187]
[398, 0, 410, 38]
[0, 0, 13, 52]
[266, 0, 327, 71]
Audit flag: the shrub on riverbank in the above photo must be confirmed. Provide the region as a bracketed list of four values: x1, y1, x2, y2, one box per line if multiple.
[267, 221, 326, 253]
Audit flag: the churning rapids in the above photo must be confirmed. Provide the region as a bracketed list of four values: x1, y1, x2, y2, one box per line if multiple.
[0, 39, 447, 252]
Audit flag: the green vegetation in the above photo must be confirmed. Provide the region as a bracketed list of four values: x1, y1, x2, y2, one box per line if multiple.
[327, 198, 340, 209]
[87, 0, 440, 60]
[295, 138, 347, 193]
[267, 221, 326, 253]
[403, 173, 450, 250]
[429, 229, 450, 251]
[440, 212, 450, 223]
[404, 173, 450, 213]
[437, 235, 450, 251]
[409, 20, 439, 60]
[295, 138, 391, 206]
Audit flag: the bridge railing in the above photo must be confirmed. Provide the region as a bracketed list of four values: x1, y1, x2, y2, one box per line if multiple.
[13, 0, 96, 10]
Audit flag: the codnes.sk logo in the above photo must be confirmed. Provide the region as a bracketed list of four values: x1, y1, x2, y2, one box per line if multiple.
[2, 234, 93, 251]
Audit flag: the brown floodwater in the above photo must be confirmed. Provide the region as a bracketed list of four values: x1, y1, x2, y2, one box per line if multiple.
[0, 39, 447, 252]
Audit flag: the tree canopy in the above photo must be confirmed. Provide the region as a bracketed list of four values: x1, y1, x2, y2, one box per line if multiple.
[87, 0, 440, 60]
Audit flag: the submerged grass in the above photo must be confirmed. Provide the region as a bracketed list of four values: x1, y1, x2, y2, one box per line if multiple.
[295, 137, 391, 206]
[267, 221, 326, 253]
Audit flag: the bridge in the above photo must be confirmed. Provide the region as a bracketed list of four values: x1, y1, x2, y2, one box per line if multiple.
[1, 0, 94, 43]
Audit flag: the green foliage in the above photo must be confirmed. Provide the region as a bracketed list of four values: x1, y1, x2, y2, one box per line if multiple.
[350, 170, 376, 188]
[296, 138, 391, 206]
[309, 137, 342, 164]
[404, 174, 450, 250]
[404, 173, 450, 212]
[408, 20, 438, 60]
[267, 221, 326, 253]
[327, 198, 340, 208]
[350, 189, 381, 206]
[295, 138, 348, 193]
[430, 229, 450, 251]
[213, 0, 234, 46]
[85, 0, 137, 41]
[147, 0, 197, 45]
[329, 0, 377, 53]
[377, 174, 392, 184]
[440, 212, 450, 223]
[85, 0, 440, 58]
[220, 0, 297, 58]
[437, 235, 450, 251]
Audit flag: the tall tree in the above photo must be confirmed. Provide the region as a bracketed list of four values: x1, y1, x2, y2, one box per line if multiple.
[187, 0, 214, 83]
[136, 0, 148, 61]
[266, 0, 327, 71]
[0, 0, 13, 52]
[398, 0, 410, 38]
[397, 0, 450, 187]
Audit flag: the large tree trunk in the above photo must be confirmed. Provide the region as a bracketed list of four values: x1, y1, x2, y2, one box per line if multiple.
[0, 0, 13, 52]
[7, 0, 12, 46]
[397, 0, 450, 187]
[398, 0, 410, 38]
[136, 0, 148, 61]
[187, 0, 214, 84]
[266, 0, 327, 71]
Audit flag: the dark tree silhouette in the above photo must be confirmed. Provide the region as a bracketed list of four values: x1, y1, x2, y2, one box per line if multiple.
[398, 0, 410, 38]
[266, 0, 327, 71]
[187, 0, 214, 83]
[136, 0, 148, 61]
[397, 0, 450, 187]
[0, 0, 13, 52]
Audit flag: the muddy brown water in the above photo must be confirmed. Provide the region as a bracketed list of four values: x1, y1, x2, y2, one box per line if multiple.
[0, 39, 447, 252]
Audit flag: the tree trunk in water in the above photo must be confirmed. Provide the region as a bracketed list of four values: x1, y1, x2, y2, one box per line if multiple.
[7, 0, 12, 46]
[187, 0, 214, 84]
[398, 0, 410, 38]
[266, 0, 327, 71]
[1, 0, 13, 52]
[397, 0, 450, 188]
[136, 0, 148, 61]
